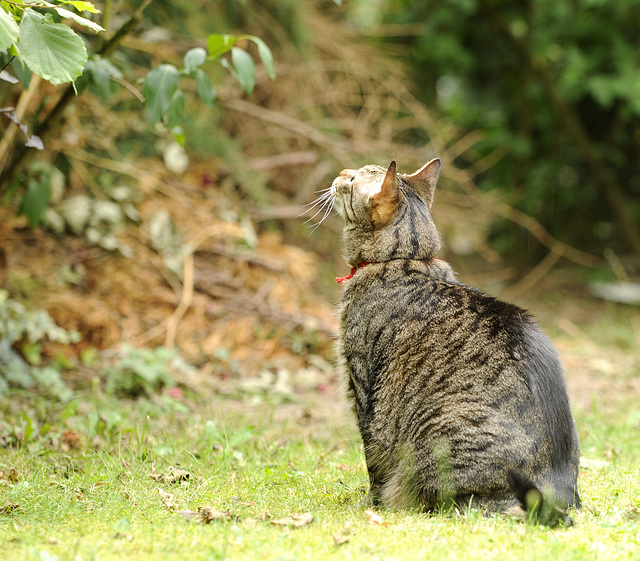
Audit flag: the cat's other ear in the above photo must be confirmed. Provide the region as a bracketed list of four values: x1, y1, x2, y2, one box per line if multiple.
[371, 161, 399, 227]
[407, 158, 441, 209]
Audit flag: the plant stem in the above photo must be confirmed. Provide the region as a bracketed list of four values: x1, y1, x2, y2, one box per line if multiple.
[0, 74, 42, 173]
[102, 0, 113, 32]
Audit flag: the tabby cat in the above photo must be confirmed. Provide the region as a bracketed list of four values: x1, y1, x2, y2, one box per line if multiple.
[328, 159, 581, 525]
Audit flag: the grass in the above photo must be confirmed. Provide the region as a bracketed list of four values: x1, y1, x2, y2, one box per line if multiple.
[1, 386, 640, 561]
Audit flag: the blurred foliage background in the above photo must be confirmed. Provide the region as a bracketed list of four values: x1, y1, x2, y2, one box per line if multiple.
[362, 0, 640, 264]
[1, 0, 639, 395]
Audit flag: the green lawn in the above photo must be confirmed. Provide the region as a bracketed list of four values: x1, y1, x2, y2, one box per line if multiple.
[1, 387, 639, 561]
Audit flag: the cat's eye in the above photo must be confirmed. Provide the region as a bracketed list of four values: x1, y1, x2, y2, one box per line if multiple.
[350, 175, 356, 182]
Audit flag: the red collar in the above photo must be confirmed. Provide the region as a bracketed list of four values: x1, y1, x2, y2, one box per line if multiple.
[335, 258, 445, 283]
[335, 261, 372, 283]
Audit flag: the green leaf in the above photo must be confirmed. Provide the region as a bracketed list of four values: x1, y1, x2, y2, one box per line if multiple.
[207, 33, 237, 59]
[166, 89, 184, 129]
[80, 347, 97, 366]
[0, 6, 19, 50]
[171, 126, 186, 147]
[54, 7, 104, 33]
[195, 68, 216, 108]
[21, 413, 35, 442]
[184, 47, 206, 74]
[143, 64, 179, 125]
[12, 57, 32, 88]
[231, 47, 255, 96]
[85, 56, 122, 98]
[16, 9, 87, 85]
[21, 341, 42, 366]
[19, 177, 51, 228]
[58, 1, 101, 13]
[247, 36, 275, 80]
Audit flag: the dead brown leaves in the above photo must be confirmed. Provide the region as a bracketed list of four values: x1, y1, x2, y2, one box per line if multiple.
[0, 467, 19, 484]
[332, 527, 355, 545]
[364, 509, 385, 526]
[270, 512, 314, 528]
[177, 507, 236, 524]
[616, 505, 640, 523]
[150, 465, 192, 484]
[0, 500, 21, 514]
[157, 488, 179, 510]
[174, 505, 315, 530]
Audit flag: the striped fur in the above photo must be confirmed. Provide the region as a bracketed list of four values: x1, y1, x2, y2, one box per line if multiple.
[332, 160, 581, 523]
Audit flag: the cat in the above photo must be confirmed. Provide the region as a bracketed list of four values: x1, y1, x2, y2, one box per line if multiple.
[328, 159, 581, 525]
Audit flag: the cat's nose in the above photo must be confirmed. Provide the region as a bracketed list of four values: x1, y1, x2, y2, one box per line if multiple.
[339, 169, 356, 177]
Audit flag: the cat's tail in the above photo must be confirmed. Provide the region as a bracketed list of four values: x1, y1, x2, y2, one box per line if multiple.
[506, 469, 575, 527]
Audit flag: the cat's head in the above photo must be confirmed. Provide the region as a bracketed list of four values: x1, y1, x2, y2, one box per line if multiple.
[330, 159, 443, 266]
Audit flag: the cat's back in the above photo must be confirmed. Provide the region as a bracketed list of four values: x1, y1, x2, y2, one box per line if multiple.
[340, 257, 564, 409]
[340, 258, 536, 352]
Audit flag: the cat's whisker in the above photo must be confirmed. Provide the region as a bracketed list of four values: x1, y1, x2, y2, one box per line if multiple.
[312, 186, 332, 197]
[298, 191, 333, 218]
[302, 186, 332, 204]
[302, 193, 334, 224]
[302, 201, 331, 224]
[307, 199, 335, 232]
[301, 195, 331, 215]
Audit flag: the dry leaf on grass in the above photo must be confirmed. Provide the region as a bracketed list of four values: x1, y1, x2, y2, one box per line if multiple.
[617, 505, 640, 523]
[150, 465, 192, 484]
[0, 500, 21, 514]
[0, 468, 19, 483]
[61, 430, 83, 450]
[198, 506, 234, 524]
[364, 509, 384, 526]
[271, 513, 314, 528]
[332, 527, 354, 545]
[157, 488, 179, 510]
[177, 509, 200, 522]
[586, 504, 601, 517]
[178, 506, 239, 524]
[332, 533, 349, 545]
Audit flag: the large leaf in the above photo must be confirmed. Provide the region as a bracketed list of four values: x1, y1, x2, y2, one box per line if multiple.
[231, 47, 255, 96]
[247, 36, 275, 80]
[19, 177, 51, 228]
[195, 69, 216, 108]
[11, 57, 32, 88]
[58, 1, 101, 13]
[184, 47, 206, 74]
[166, 90, 184, 129]
[0, 6, 19, 50]
[207, 34, 237, 59]
[54, 7, 104, 33]
[143, 64, 179, 125]
[85, 56, 123, 98]
[16, 9, 87, 85]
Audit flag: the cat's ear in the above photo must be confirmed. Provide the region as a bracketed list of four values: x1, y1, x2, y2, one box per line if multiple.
[407, 158, 441, 209]
[371, 160, 399, 227]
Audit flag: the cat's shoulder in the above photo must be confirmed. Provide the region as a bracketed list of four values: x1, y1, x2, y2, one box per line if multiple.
[440, 278, 534, 321]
